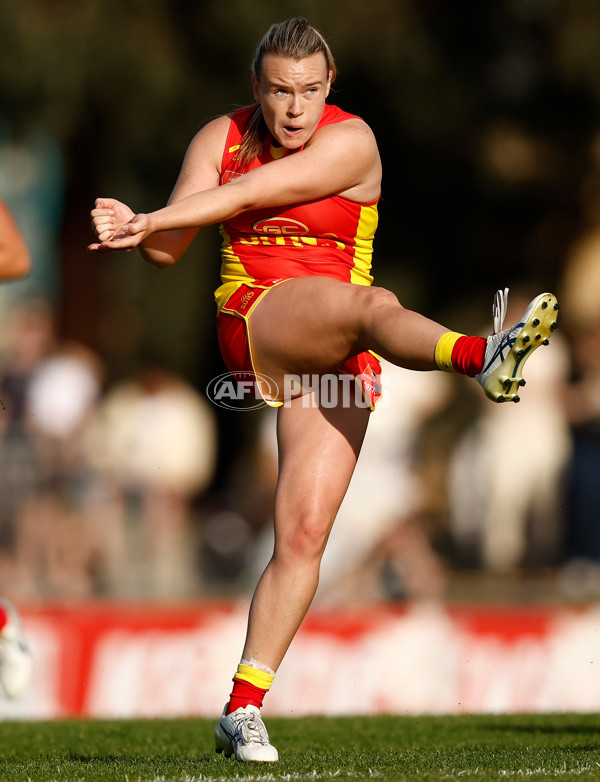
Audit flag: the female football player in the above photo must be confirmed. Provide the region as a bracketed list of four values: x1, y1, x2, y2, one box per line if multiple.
[90, 18, 558, 762]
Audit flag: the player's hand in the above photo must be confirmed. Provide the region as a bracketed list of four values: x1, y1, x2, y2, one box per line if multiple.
[92, 213, 152, 252]
[88, 197, 139, 252]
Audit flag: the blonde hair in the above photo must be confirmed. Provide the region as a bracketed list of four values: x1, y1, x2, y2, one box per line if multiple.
[235, 18, 336, 171]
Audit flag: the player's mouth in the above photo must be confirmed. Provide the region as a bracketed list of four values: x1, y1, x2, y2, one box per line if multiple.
[283, 125, 303, 136]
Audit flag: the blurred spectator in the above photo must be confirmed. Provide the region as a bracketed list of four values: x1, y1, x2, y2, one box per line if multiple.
[83, 362, 218, 598]
[0, 294, 106, 597]
[0, 299, 55, 589]
[197, 415, 285, 595]
[0, 200, 34, 699]
[446, 290, 571, 573]
[15, 341, 103, 597]
[558, 228, 600, 597]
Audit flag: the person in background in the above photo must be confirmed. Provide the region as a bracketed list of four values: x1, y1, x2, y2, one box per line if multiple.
[0, 599, 32, 698]
[0, 197, 33, 699]
[0, 198, 31, 281]
[90, 18, 558, 763]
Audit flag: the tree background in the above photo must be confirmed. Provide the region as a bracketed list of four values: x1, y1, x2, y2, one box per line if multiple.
[1, 0, 599, 484]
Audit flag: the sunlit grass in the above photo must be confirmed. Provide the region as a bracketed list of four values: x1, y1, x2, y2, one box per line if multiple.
[1, 713, 600, 781]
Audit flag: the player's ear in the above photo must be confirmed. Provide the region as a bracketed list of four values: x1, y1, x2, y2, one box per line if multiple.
[252, 74, 261, 103]
[325, 70, 333, 98]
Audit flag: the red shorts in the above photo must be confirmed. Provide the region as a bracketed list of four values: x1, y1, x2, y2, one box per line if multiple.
[216, 280, 382, 409]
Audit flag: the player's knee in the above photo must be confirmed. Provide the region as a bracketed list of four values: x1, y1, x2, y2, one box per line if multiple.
[359, 286, 403, 331]
[365, 286, 401, 311]
[276, 512, 331, 563]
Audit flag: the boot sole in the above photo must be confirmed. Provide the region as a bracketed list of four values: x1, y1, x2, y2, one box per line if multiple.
[482, 293, 559, 403]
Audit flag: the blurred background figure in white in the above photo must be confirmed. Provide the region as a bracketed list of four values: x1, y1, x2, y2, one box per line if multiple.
[0, 598, 32, 700]
[83, 361, 217, 598]
[446, 289, 571, 573]
[14, 339, 103, 598]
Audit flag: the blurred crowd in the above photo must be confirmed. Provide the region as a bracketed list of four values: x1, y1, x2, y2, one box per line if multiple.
[0, 241, 599, 605]
[0, 298, 218, 600]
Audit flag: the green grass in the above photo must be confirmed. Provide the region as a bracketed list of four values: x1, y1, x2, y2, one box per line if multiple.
[1, 713, 600, 781]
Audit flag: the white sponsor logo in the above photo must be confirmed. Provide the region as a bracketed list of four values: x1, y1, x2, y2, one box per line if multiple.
[206, 371, 279, 410]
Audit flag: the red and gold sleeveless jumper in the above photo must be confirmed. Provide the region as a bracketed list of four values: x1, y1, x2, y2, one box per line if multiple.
[215, 103, 382, 408]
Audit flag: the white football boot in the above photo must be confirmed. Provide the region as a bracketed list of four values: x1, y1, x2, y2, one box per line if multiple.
[215, 705, 279, 763]
[475, 288, 559, 403]
[0, 599, 33, 699]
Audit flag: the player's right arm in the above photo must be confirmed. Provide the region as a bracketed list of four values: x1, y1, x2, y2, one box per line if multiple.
[92, 118, 381, 254]
[0, 199, 31, 280]
[90, 115, 229, 267]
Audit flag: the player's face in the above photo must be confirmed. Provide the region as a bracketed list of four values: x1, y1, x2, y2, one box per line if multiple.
[252, 53, 332, 150]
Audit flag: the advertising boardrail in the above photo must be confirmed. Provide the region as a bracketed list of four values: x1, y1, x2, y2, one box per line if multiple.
[4, 603, 600, 720]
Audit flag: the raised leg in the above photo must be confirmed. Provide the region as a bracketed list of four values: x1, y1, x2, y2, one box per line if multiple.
[248, 277, 448, 394]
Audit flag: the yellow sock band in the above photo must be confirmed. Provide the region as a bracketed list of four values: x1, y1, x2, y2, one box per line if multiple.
[235, 664, 275, 691]
[434, 331, 465, 372]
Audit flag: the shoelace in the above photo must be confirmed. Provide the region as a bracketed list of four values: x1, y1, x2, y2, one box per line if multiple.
[492, 287, 509, 335]
[238, 713, 269, 745]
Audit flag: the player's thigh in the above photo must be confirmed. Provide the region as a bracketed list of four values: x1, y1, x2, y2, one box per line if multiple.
[248, 277, 394, 376]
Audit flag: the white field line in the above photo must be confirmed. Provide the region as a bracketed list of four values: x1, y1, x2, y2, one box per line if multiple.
[445, 761, 600, 777]
[29, 763, 600, 782]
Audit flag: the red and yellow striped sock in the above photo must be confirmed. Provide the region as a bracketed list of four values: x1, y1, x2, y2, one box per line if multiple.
[434, 332, 486, 377]
[226, 663, 275, 715]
